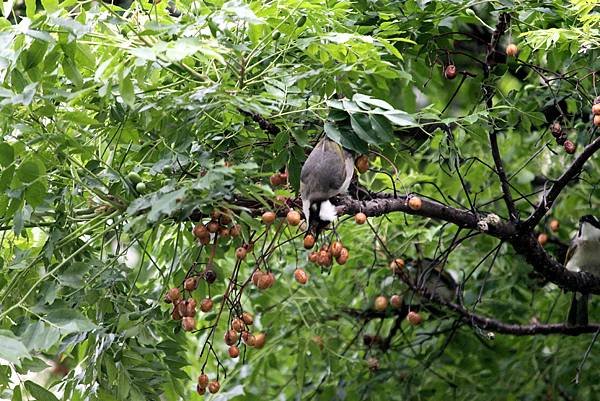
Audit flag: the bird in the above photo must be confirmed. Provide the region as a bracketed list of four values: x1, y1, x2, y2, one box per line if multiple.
[300, 137, 354, 237]
[565, 215, 600, 326]
[412, 258, 457, 304]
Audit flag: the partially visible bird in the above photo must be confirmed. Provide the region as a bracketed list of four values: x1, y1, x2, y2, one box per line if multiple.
[411, 258, 457, 304]
[566, 215, 600, 326]
[300, 137, 354, 237]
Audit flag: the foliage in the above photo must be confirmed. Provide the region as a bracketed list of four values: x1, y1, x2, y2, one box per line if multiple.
[0, 0, 599, 400]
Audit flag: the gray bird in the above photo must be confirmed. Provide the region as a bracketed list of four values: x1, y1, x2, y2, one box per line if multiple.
[566, 215, 600, 326]
[412, 258, 457, 304]
[300, 137, 354, 236]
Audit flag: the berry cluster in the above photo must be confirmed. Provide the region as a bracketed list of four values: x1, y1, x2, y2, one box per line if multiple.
[550, 121, 576, 154]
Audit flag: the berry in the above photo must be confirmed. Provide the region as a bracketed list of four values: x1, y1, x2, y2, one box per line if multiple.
[444, 64, 457, 80]
[198, 373, 209, 388]
[564, 140, 576, 154]
[219, 213, 232, 225]
[389, 258, 405, 273]
[594, 114, 600, 127]
[228, 345, 240, 358]
[135, 182, 146, 193]
[272, 30, 281, 40]
[318, 250, 332, 266]
[204, 267, 217, 284]
[408, 196, 422, 210]
[245, 333, 256, 347]
[355, 155, 369, 174]
[367, 357, 380, 371]
[200, 298, 213, 312]
[218, 227, 229, 238]
[229, 224, 241, 237]
[206, 220, 219, 234]
[336, 248, 349, 265]
[330, 241, 343, 258]
[308, 252, 319, 263]
[355, 212, 367, 224]
[262, 211, 276, 225]
[257, 273, 272, 289]
[196, 385, 206, 395]
[254, 332, 266, 349]
[232, 318, 245, 332]
[224, 329, 238, 346]
[537, 233, 548, 246]
[166, 287, 181, 303]
[127, 172, 142, 184]
[171, 306, 182, 321]
[208, 381, 220, 394]
[184, 299, 197, 317]
[251, 271, 263, 286]
[296, 14, 307, 27]
[390, 294, 402, 308]
[407, 311, 422, 325]
[235, 247, 247, 260]
[550, 122, 562, 138]
[182, 317, 196, 331]
[549, 219, 560, 232]
[303, 234, 315, 249]
[193, 223, 208, 239]
[184, 277, 198, 291]
[242, 312, 254, 325]
[286, 210, 301, 226]
[592, 104, 600, 116]
[270, 174, 283, 186]
[506, 43, 518, 57]
[294, 268, 308, 285]
[374, 296, 388, 311]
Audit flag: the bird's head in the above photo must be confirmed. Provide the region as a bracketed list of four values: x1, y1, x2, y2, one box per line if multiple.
[579, 215, 600, 241]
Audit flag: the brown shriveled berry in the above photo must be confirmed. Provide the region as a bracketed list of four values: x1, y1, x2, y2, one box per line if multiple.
[177, 300, 188, 317]
[336, 248, 349, 265]
[593, 114, 600, 127]
[257, 273, 272, 289]
[286, 210, 301, 226]
[254, 332, 266, 349]
[262, 211, 276, 225]
[210, 209, 221, 220]
[550, 122, 562, 137]
[592, 104, 600, 115]
[235, 247, 247, 260]
[219, 213, 232, 225]
[200, 298, 213, 312]
[193, 224, 208, 239]
[390, 294, 402, 309]
[389, 258, 405, 273]
[308, 252, 319, 263]
[318, 250, 332, 267]
[408, 196, 422, 210]
[564, 140, 576, 154]
[355, 212, 367, 224]
[218, 227, 229, 238]
[355, 155, 369, 174]
[537, 233, 548, 246]
[506, 43, 518, 57]
[444, 64, 457, 80]
[407, 311, 422, 326]
[241, 331, 250, 343]
[549, 219, 560, 232]
[167, 287, 181, 303]
[206, 220, 220, 234]
[232, 318, 245, 332]
[242, 312, 254, 325]
[184, 277, 199, 291]
[244, 333, 256, 347]
[224, 329, 238, 346]
[303, 234, 315, 249]
[229, 224, 241, 237]
[330, 241, 343, 258]
[294, 268, 308, 285]
[208, 381, 220, 394]
[374, 296, 388, 311]
[204, 267, 217, 284]
[197, 232, 211, 245]
[182, 317, 196, 331]
[228, 345, 240, 358]
[198, 373, 209, 388]
[196, 385, 206, 395]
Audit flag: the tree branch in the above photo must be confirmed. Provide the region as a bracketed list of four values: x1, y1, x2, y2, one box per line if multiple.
[522, 134, 600, 231]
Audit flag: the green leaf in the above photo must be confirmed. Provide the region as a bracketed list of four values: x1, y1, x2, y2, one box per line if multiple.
[24, 381, 59, 401]
[369, 114, 395, 143]
[120, 75, 135, 108]
[24, 180, 47, 207]
[41, 0, 59, 12]
[384, 111, 416, 126]
[25, 0, 36, 18]
[20, 321, 61, 351]
[0, 330, 31, 365]
[0, 143, 13, 166]
[45, 309, 96, 334]
[16, 159, 43, 183]
[349, 113, 378, 144]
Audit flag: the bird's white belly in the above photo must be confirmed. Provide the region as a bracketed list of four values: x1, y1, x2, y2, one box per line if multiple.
[566, 240, 600, 276]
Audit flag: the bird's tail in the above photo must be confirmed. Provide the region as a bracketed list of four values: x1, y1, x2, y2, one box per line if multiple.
[305, 200, 337, 241]
[567, 292, 589, 326]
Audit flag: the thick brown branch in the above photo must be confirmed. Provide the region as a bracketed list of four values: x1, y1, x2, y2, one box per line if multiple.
[522, 134, 600, 231]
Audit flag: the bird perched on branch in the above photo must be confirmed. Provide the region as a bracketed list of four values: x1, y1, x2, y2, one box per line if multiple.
[300, 137, 354, 238]
[411, 258, 457, 304]
[566, 215, 600, 326]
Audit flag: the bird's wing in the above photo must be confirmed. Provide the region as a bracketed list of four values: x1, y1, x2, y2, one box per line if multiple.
[564, 242, 577, 267]
[300, 139, 348, 200]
